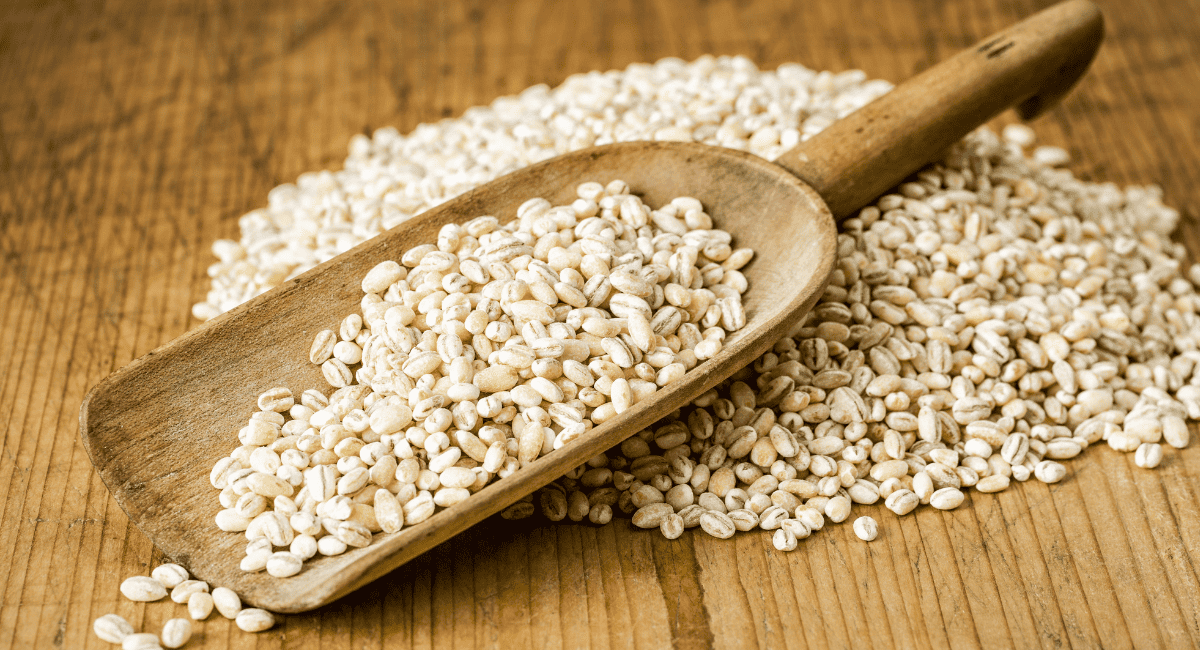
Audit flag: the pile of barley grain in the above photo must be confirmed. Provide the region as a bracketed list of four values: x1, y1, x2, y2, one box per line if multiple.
[204, 55, 1197, 564]
[191, 56, 892, 321]
[212, 183, 758, 576]
[96, 563, 273, 648]
[519, 124, 1197, 546]
[102, 55, 1199, 646]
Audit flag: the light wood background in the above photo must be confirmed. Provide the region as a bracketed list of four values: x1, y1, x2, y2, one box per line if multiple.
[3, 0, 1200, 648]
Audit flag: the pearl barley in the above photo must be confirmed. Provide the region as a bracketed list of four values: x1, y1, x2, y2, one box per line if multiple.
[120, 576, 167, 602]
[236, 608, 276, 633]
[1135, 443, 1163, 469]
[160, 619, 192, 649]
[93, 614, 135, 644]
[192, 55, 1196, 575]
[212, 181, 753, 577]
[854, 517, 879, 542]
[151, 564, 188, 589]
[188, 591, 214, 620]
[122, 634, 161, 650]
[212, 587, 242, 619]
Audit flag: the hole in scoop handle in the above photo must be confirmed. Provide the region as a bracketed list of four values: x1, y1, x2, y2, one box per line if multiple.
[774, 0, 1103, 220]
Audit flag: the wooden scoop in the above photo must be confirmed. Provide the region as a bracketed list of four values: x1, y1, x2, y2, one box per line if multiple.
[80, 0, 1103, 613]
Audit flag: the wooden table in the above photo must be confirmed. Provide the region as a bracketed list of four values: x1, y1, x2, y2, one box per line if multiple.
[3, 0, 1199, 647]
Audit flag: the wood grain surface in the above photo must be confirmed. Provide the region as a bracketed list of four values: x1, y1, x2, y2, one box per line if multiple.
[2, 0, 1199, 648]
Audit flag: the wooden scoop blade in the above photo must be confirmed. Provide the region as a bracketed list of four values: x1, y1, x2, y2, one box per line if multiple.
[80, 141, 837, 612]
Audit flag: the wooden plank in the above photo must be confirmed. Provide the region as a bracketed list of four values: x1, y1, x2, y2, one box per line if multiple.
[967, 488, 1053, 649]
[1, 0, 1200, 647]
[693, 533, 760, 650]
[1039, 464, 1137, 648]
[912, 507, 984, 649]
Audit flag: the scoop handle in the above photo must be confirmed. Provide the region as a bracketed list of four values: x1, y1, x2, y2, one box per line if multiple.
[774, 0, 1103, 219]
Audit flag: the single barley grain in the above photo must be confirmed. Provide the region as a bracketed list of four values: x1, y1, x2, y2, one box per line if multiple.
[150, 564, 189, 589]
[188, 591, 214, 620]
[853, 516, 879, 541]
[160, 619, 192, 649]
[121, 633, 162, 650]
[93, 614, 135, 644]
[236, 609, 276, 633]
[120, 576, 167, 602]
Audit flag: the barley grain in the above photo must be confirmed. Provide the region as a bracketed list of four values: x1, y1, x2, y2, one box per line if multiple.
[93, 614, 135, 644]
[120, 576, 167, 602]
[160, 619, 192, 649]
[151, 564, 189, 589]
[930, 488, 965, 510]
[188, 591, 214, 620]
[212, 587, 242, 619]
[1135, 443, 1163, 469]
[236, 609, 276, 633]
[193, 54, 1200, 583]
[170, 580, 208, 604]
[853, 516, 879, 541]
[122, 633, 161, 650]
